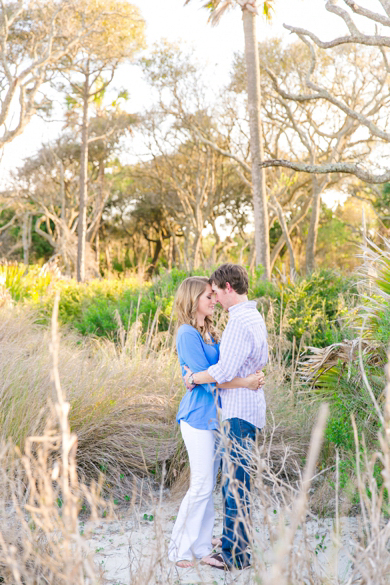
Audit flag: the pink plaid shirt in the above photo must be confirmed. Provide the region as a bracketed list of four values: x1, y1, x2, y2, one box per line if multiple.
[208, 300, 268, 429]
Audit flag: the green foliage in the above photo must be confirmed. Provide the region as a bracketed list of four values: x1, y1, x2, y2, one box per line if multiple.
[73, 284, 174, 338]
[0, 264, 52, 301]
[37, 278, 154, 339]
[253, 270, 356, 348]
[376, 304, 390, 345]
[325, 413, 355, 452]
[2, 264, 356, 349]
[0, 211, 54, 262]
[315, 357, 384, 448]
[31, 228, 54, 260]
[283, 271, 355, 347]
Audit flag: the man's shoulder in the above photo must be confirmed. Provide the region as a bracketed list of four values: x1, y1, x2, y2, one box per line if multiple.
[229, 302, 264, 324]
[225, 306, 266, 338]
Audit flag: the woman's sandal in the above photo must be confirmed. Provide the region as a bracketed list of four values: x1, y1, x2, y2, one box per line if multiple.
[201, 552, 229, 571]
[211, 537, 222, 547]
[175, 560, 194, 568]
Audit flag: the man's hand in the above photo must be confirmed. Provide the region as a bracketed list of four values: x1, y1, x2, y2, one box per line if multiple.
[245, 370, 265, 390]
[183, 365, 195, 391]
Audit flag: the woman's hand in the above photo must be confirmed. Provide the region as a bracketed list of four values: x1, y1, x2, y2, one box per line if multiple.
[257, 370, 265, 387]
[183, 365, 195, 390]
[245, 370, 265, 391]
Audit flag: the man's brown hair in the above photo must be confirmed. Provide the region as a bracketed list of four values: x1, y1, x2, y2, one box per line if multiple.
[210, 263, 249, 295]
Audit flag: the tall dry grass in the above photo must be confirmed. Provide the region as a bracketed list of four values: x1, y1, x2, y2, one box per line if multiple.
[0, 305, 181, 488]
[0, 295, 108, 584]
[0, 292, 389, 583]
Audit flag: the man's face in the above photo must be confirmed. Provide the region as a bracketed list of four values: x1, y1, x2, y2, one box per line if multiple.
[211, 282, 230, 310]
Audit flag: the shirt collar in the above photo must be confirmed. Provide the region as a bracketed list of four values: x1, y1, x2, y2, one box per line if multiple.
[228, 300, 257, 314]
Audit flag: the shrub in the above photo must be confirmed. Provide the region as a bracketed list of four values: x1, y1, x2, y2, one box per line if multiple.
[0, 263, 52, 301]
[2, 264, 356, 351]
[255, 270, 356, 353]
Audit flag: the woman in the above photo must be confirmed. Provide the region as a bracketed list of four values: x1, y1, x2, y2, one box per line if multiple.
[168, 276, 263, 568]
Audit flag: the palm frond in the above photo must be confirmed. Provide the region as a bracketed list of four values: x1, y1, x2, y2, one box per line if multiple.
[208, 0, 234, 25]
[356, 235, 390, 342]
[298, 339, 381, 386]
[185, 1, 275, 25]
[358, 235, 390, 300]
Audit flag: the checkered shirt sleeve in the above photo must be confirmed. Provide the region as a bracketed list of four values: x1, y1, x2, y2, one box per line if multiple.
[208, 318, 251, 384]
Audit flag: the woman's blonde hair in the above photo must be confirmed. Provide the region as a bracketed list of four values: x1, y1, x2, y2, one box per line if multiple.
[174, 276, 220, 343]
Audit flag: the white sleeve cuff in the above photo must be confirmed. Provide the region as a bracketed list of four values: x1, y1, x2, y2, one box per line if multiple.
[208, 363, 228, 384]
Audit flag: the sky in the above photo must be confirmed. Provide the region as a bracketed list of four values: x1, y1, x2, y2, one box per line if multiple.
[0, 0, 381, 189]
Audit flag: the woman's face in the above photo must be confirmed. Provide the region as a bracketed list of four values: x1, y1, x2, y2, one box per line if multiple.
[196, 284, 216, 322]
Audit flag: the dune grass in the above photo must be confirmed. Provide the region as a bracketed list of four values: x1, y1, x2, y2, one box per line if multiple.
[0, 314, 387, 584]
[0, 306, 181, 488]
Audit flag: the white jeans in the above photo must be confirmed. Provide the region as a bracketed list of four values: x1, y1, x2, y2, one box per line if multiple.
[168, 421, 221, 562]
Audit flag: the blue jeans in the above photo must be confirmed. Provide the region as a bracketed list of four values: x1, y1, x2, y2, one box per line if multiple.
[221, 418, 258, 569]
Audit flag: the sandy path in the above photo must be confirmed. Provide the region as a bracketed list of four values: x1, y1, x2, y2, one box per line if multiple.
[85, 488, 360, 585]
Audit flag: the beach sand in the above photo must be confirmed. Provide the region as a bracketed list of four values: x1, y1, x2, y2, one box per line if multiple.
[85, 487, 360, 585]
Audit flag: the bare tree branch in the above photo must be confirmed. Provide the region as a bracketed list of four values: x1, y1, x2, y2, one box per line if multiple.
[264, 65, 390, 143]
[0, 214, 17, 233]
[192, 129, 251, 174]
[343, 0, 390, 26]
[270, 196, 311, 270]
[283, 24, 390, 49]
[259, 159, 390, 184]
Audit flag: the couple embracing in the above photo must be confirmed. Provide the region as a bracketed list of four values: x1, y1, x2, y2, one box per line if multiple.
[168, 263, 268, 571]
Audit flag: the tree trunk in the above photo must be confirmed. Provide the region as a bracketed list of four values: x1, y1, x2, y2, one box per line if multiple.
[77, 70, 90, 282]
[270, 196, 312, 272]
[183, 228, 190, 271]
[167, 236, 173, 271]
[147, 239, 162, 277]
[172, 231, 182, 269]
[59, 159, 71, 275]
[22, 213, 32, 265]
[87, 160, 105, 244]
[242, 8, 270, 279]
[95, 230, 100, 269]
[270, 195, 296, 279]
[305, 175, 321, 274]
[210, 220, 220, 267]
[60, 159, 65, 222]
[192, 231, 202, 270]
[105, 243, 112, 272]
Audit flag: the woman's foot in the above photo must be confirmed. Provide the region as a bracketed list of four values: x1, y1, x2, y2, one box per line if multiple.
[176, 560, 194, 568]
[211, 537, 222, 547]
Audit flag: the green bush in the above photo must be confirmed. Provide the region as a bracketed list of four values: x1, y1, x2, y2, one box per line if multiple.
[307, 354, 385, 488]
[253, 270, 356, 348]
[2, 264, 356, 348]
[282, 271, 356, 347]
[73, 286, 174, 339]
[375, 304, 390, 345]
[0, 264, 52, 301]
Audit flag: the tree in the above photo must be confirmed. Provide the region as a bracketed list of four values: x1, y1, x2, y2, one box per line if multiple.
[260, 1, 390, 185]
[139, 43, 252, 271]
[5, 105, 134, 276]
[0, 0, 110, 148]
[135, 130, 248, 271]
[258, 40, 382, 272]
[58, 0, 145, 281]
[200, 39, 368, 274]
[184, 0, 276, 279]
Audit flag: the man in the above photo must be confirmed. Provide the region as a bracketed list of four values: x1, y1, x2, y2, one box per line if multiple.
[184, 263, 268, 570]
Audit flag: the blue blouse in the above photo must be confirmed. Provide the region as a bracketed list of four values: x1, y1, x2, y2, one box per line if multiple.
[176, 324, 220, 431]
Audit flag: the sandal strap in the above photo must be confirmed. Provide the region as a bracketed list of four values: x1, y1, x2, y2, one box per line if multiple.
[210, 553, 226, 565]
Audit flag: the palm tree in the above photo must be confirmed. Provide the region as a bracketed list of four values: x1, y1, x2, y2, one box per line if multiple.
[185, 0, 274, 279]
